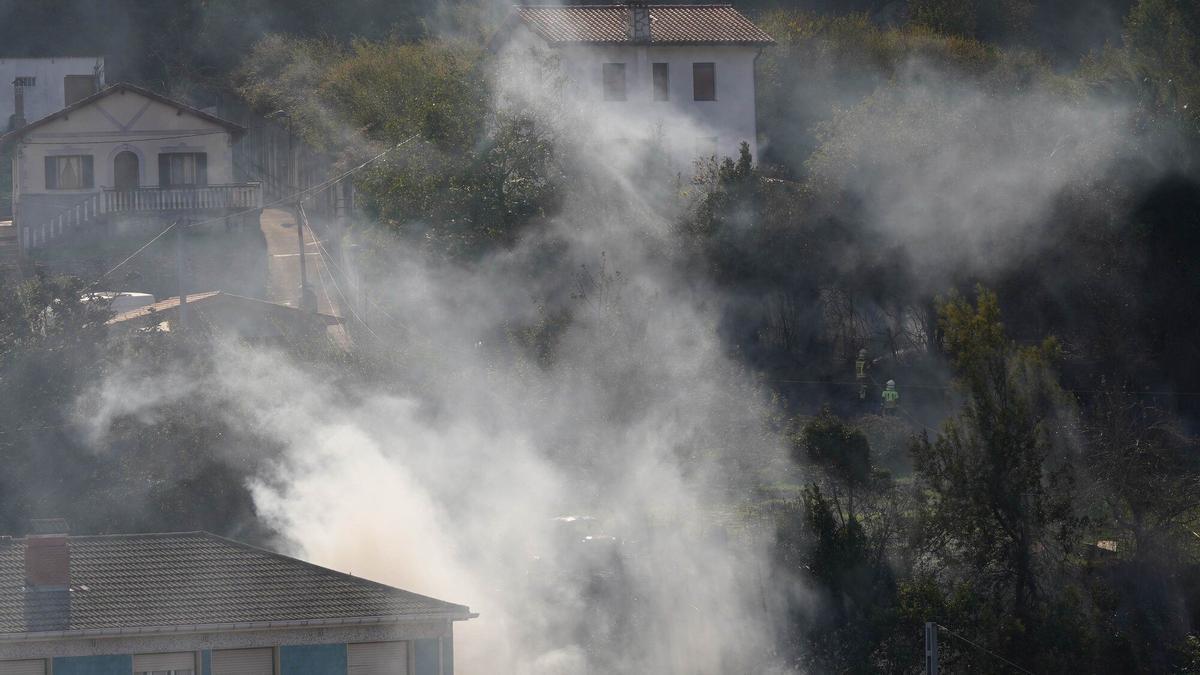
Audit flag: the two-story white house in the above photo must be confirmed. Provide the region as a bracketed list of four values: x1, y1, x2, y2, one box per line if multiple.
[494, 2, 773, 167]
[0, 83, 262, 252]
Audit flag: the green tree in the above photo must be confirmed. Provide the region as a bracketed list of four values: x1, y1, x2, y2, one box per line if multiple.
[240, 36, 564, 257]
[911, 287, 1084, 669]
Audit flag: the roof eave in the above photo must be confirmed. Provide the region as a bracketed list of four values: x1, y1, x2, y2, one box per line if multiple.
[0, 83, 246, 148]
[0, 611, 477, 644]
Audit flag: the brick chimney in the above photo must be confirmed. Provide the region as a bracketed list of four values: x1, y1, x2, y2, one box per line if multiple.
[8, 78, 27, 132]
[25, 519, 70, 588]
[627, 0, 651, 43]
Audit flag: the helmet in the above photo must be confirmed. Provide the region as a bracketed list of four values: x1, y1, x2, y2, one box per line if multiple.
[858, 349, 868, 359]
[886, 380, 896, 390]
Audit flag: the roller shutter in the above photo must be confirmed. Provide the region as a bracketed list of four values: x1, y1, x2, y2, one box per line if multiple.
[133, 651, 196, 672]
[212, 648, 273, 675]
[348, 642, 408, 675]
[0, 660, 45, 675]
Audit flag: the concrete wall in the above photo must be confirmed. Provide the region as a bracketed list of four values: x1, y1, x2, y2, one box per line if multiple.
[5, 640, 450, 675]
[552, 42, 761, 166]
[0, 621, 451, 660]
[0, 57, 105, 124]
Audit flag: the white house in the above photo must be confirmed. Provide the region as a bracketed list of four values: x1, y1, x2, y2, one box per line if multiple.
[0, 56, 105, 131]
[0, 83, 262, 251]
[494, 2, 773, 167]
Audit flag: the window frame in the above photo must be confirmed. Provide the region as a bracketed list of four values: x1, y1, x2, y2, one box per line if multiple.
[652, 63, 670, 102]
[692, 62, 716, 101]
[602, 62, 627, 102]
[158, 152, 208, 188]
[43, 154, 94, 190]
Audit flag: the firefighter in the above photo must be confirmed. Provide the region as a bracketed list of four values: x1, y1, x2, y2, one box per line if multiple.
[882, 379, 900, 416]
[855, 348, 869, 401]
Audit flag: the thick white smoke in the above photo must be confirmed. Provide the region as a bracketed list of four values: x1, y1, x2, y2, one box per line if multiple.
[76, 33, 798, 675]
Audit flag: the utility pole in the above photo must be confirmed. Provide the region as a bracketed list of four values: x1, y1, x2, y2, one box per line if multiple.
[925, 622, 939, 675]
[174, 219, 187, 330]
[267, 109, 314, 311]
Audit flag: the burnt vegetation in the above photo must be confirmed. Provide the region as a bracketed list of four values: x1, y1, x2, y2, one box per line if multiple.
[0, 0, 1199, 672]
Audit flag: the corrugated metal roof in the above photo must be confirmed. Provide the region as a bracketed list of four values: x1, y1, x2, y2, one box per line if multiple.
[0, 532, 471, 635]
[513, 4, 774, 45]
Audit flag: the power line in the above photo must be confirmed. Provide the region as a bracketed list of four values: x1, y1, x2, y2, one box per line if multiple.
[935, 624, 1036, 675]
[91, 219, 180, 287]
[22, 130, 227, 145]
[299, 203, 380, 343]
[87, 135, 420, 288]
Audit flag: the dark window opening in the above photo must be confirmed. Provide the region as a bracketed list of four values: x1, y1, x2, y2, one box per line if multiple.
[158, 153, 208, 187]
[693, 62, 715, 101]
[63, 75, 96, 106]
[603, 63, 627, 102]
[653, 63, 669, 101]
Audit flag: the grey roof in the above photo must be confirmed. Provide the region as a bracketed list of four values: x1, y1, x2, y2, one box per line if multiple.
[0, 532, 472, 636]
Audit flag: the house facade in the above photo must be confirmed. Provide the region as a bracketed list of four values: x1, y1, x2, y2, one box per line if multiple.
[1, 83, 262, 251]
[1, 57, 105, 130]
[0, 523, 474, 675]
[496, 3, 773, 167]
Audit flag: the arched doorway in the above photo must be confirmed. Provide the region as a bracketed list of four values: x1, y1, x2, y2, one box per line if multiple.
[114, 151, 139, 190]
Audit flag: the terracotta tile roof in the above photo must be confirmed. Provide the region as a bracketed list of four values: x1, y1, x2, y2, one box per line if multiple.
[0, 532, 472, 636]
[511, 4, 773, 45]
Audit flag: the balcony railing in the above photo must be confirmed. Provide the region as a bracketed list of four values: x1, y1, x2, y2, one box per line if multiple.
[21, 183, 263, 250]
[103, 183, 263, 214]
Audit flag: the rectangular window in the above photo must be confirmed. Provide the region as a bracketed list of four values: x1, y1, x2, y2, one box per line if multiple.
[211, 648, 273, 675]
[652, 63, 669, 101]
[347, 642, 409, 674]
[158, 153, 208, 187]
[0, 659, 46, 675]
[63, 75, 95, 106]
[602, 63, 626, 101]
[693, 62, 716, 101]
[133, 651, 196, 675]
[43, 155, 93, 190]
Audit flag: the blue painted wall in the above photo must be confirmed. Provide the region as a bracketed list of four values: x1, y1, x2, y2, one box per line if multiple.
[53, 655, 132, 675]
[280, 643, 346, 675]
[413, 639, 438, 675]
